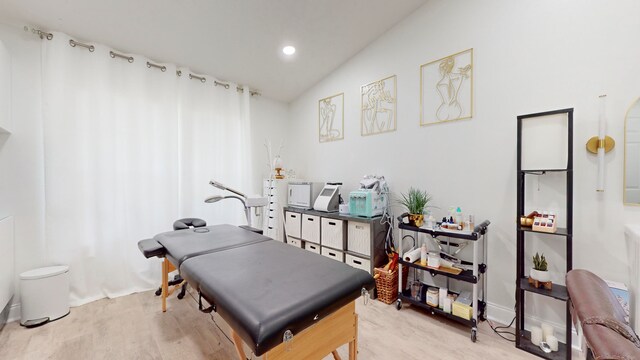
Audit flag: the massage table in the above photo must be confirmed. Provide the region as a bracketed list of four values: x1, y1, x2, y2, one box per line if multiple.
[138, 224, 375, 360]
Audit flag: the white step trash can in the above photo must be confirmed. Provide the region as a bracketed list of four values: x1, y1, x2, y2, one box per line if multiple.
[20, 265, 70, 327]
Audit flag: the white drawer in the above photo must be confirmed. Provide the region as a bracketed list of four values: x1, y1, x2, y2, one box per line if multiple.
[347, 222, 371, 256]
[321, 218, 345, 250]
[345, 254, 371, 274]
[287, 237, 302, 248]
[321, 247, 344, 262]
[305, 242, 321, 254]
[301, 215, 320, 244]
[285, 211, 301, 238]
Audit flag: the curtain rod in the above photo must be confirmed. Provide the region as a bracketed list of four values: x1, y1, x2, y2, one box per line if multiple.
[26, 25, 262, 96]
[69, 39, 94, 52]
[110, 51, 134, 63]
[24, 26, 53, 40]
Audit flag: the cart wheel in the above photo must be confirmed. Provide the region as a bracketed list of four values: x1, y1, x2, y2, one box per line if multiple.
[471, 328, 477, 343]
[155, 288, 162, 296]
[395, 299, 402, 310]
[177, 292, 185, 300]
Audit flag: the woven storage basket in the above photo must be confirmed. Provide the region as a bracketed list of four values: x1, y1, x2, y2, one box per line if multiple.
[374, 265, 408, 304]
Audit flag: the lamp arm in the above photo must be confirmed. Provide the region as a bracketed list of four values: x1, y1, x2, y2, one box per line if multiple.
[223, 195, 252, 226]
[209, 180, 247, 198]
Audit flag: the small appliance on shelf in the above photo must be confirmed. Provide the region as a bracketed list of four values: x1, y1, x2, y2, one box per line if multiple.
[349, 175, 389, 218]
[287, 182, 323, 210]
[313, 182, 342, 212]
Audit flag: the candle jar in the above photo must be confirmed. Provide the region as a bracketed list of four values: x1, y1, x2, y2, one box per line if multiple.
[530, 326, 543, 346]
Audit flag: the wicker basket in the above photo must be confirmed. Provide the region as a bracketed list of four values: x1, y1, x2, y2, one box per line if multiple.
[374, 265, 409, 305]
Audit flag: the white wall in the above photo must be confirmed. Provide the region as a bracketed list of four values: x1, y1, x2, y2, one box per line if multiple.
[0, 23, 47, 319]
[287, 0, 640, 331]
[250, 96, 289, 192]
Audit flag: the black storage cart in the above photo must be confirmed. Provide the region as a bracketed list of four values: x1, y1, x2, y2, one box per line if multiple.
[396, 220, 490, 342]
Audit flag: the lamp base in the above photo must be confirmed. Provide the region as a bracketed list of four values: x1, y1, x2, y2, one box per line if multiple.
[586, 136, 615, 154]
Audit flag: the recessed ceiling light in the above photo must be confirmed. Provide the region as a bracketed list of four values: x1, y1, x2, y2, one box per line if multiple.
[282, 46, 296, 56]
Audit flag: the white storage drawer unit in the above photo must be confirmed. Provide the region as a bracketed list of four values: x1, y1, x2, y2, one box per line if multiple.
[321, 247, 344, 262]
[321, 218, 345, 250]
[347, 222, 371, 256]
[305, 242, 321, 254]
[285, 211, 302, 239]
[345, 254, 371, 274]
[281, 206, 389, 278]
[287, 237, 302, 248]
[301, 215, 320, 244]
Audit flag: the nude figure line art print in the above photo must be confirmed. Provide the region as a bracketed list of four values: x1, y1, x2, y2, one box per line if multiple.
[421, 49, 473, 126]
[361, 75, 397, 136]
[319, 93, 344, 142]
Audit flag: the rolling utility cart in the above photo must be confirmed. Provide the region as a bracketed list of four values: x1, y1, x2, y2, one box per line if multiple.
[396, 220, 490, 342]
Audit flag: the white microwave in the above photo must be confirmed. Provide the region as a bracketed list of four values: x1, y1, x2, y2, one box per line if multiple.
[288, 182, 323, 209]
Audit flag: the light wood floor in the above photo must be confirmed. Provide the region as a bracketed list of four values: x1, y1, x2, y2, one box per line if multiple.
[0, 289, 538, 360]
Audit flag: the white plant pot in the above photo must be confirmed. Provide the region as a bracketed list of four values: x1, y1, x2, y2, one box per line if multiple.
[530, 268, 550, 282]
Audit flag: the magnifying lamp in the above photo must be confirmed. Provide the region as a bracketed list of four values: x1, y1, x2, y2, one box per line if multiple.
[204, 180, 268, 227]
[204, 194, 250, 225]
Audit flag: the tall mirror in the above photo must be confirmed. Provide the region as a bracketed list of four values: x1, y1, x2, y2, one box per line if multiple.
[626, 99, 640, 204]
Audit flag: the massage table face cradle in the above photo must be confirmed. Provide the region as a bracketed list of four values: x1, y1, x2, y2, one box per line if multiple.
[138, 225, 372, 360]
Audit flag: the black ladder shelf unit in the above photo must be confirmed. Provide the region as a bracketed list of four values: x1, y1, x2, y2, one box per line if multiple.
[516, 108, 573, 360]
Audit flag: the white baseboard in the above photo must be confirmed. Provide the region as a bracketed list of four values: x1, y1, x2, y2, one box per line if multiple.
[486, 302, 582, 351]
[7, 303, 20, 323]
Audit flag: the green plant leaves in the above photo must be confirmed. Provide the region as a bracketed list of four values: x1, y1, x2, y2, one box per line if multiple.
[398, 187, 432, 215]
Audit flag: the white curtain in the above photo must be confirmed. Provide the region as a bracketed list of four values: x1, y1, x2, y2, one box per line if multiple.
[41, 33, 252, 305]
[177, 70, 253, 226]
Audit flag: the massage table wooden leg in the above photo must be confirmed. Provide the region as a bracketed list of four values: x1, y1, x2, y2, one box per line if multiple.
[162, 258, 169, 312]
[161, 258, 180, 312]
[349, 314, 358, 360]
[331, 350, 342, 360]
[230, 301, 357, 360]
[231, 329, 248, 360]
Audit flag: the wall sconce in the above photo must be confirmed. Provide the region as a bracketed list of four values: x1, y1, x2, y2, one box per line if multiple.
[586, 95, 615, 192]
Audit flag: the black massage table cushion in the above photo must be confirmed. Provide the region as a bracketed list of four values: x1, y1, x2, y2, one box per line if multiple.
[180, 239, 375, 356]
[153, 224, 270, 266]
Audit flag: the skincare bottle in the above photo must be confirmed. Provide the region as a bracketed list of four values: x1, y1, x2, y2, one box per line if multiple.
[456, 207, 463, 225]
[427, 214, 436, 229]
[420, 243, 427, 266]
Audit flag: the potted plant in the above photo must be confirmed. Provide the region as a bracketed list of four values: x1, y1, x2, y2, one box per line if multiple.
[530, 252, 550, 282]
[399, 187, 432, 227]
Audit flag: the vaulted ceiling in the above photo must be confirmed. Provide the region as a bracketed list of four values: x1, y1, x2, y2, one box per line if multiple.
[0, 0, 427, 102]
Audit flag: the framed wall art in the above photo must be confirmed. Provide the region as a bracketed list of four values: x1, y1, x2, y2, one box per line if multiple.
[319, 92, 344, 142]
[420, 48, 473, 126]
[361, 75, 396, 136]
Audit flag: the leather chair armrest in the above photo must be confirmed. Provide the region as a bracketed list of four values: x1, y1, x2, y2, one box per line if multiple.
[583, 323, 640, 360]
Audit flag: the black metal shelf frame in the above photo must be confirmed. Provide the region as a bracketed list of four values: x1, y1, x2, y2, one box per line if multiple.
[398, 290, 486, 328]
[399, 258, 486, 284]
[397, 220, 489, 343]
[516, 108, 573, 360]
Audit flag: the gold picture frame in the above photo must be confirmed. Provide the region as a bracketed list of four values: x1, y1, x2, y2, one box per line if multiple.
[319, 92, 344, 143]
[420, 48, 473, 126]
[361, 75, 397, 136]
